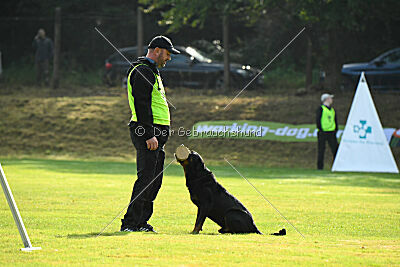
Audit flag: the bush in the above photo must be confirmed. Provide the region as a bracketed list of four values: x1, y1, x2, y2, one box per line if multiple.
[263, 66, 305, 90]
[0, 60, 103, 88]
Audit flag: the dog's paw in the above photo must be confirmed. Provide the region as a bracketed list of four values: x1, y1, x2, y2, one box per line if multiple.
[191, 225, 202, 234]
[191, 226, 201, 234]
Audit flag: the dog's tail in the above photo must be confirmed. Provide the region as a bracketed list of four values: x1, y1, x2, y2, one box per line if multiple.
[270, 228, 286, 236]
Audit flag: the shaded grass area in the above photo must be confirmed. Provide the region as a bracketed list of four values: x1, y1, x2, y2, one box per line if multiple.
[0, 158, 399, 265]
[0, 62, 103, 87]
[0, 85, 399, 168]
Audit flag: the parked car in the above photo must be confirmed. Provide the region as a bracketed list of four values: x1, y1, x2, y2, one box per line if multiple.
[103, 46, 264, 89]
[341, 48, 400, 90]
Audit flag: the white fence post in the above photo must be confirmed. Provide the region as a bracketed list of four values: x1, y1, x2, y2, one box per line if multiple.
[0, 163, 41, 251]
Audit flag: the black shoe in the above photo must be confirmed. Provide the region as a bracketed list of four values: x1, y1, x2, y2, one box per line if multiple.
[120, 224, 157, 233]
[120, 219, 129, 232]
[140, 223, 157, 233]
[121, 227, 139, 232]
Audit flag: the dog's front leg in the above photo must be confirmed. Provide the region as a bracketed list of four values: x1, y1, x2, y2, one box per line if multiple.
[191, 189, 213, 234]
[191, 206, 209, 234]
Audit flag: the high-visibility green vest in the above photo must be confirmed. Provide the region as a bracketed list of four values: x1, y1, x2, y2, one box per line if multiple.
[320, 105, 336, 131]
[127, 64, 170, 126]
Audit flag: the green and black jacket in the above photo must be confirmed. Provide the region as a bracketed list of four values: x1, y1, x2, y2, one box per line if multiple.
[126, 57, 170, 140]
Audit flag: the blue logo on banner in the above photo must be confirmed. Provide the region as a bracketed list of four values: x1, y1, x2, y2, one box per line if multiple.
[353, 120, 372, 139]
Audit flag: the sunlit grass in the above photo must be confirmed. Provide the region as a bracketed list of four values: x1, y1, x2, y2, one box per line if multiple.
[0, 158, 399, 266]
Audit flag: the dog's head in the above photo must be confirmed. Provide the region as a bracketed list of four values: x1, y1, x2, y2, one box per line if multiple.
[175, 150, 207, 179]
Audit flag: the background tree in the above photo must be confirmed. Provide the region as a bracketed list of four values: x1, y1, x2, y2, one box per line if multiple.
[259, 0, 400, 89]
[140, 0, 258, 91]
[1, 0, 399, 90]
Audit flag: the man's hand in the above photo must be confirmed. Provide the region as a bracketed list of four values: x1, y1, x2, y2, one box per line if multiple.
[146, 137, 158, 151]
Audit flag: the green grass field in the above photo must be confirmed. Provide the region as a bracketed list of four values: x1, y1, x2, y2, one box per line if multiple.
[0, 158, 399, 266]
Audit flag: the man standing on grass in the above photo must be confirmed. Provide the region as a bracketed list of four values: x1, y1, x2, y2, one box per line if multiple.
[120, 36, 180, 233]
[316, 93, 339, 170]
[32, 29, 53, 86]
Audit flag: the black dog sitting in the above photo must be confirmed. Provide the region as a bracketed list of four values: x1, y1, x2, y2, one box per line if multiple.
[176, 150, 262, 235]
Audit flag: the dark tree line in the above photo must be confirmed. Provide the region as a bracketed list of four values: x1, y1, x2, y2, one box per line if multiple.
[0, 0, 399, 89]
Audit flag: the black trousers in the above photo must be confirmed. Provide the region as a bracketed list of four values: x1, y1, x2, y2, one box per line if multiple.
[121, 123, 169, 229]
[317, 131, 339, 170]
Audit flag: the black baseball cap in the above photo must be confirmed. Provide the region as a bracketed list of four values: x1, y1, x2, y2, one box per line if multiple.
[148, 35, 180, 54]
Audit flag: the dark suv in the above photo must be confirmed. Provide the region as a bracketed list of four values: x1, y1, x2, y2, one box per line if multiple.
[341, 48, 400, 90]
[103, 46, 263, 89]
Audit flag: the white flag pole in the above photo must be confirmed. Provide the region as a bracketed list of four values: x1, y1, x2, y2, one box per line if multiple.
[0, 163, 41, 252]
